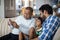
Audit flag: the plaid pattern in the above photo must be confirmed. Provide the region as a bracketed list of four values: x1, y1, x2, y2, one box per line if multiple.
[38, 15, 60, 40]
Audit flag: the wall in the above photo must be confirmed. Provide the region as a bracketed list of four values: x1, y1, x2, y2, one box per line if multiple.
[36, 0, 51, 9]
[35, 0, 51, 15]
[0, 0, 4, 18]
[4, 0, 16, 18]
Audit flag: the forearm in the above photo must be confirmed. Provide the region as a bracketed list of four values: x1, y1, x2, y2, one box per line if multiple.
[11, 21, 19, 28]
[29, 27, 35, 40]
[9, 19, 19, 28]
[13, 24, 19, 28]
[19, 32, 24, 40]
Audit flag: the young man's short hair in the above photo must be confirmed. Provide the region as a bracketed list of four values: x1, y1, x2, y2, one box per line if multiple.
[39, 4, 53, 14]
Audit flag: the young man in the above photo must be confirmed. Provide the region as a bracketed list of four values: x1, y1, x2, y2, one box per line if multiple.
[0, 7, 35, 40]
[31, 4, 60, 40]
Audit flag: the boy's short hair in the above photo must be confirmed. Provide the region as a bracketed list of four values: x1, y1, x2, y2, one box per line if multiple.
[37, 17, 43, 24]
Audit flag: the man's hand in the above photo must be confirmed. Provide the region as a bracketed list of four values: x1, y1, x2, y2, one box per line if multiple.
[8, 19, 19, 28]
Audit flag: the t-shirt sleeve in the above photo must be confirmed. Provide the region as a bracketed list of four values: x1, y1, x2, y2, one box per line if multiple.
[15, 16, 21, 26]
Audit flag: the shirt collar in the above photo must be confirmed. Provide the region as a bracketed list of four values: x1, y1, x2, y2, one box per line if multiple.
[45, 15, 51, 21]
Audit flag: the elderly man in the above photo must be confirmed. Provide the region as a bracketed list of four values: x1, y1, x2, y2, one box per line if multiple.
[0, 7, 35, 40]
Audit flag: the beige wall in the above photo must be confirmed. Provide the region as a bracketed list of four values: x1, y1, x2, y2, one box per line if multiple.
[36, 0, 51, 9]
[0, 0, 4, 18]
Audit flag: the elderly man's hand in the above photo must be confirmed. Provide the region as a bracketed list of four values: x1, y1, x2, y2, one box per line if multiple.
[8, 19, 19, 28]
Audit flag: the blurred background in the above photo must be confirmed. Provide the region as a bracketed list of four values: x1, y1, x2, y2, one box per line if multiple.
[0, 0, 60, 18]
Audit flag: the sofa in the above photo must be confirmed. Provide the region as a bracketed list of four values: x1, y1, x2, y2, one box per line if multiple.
[0, 18, 60, 40]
